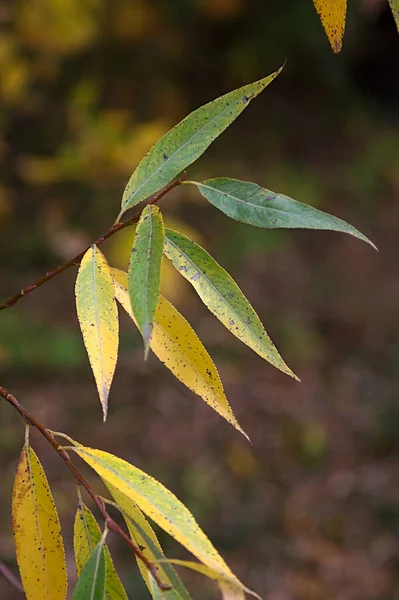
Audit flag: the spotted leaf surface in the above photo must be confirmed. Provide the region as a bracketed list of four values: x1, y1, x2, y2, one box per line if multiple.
[389, 0, 399, 32]
[193, 178, 376, 248]
[72, 540, 105, 600]
[128, 204, 164, 357]
[75, 245, 119, 420]
[12, 444, 67, 600]
[69, 445, 242, 588]
[118, 69, 281, 218]
[106, 485, 192, 599]
[163, 230, 298, 380]
[74, 502, 128, 600]
[112, 268, 247, 437]
[313, 0, 346, 52]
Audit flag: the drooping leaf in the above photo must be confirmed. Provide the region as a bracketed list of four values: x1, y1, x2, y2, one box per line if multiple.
[163, 230, 298, 380]
[75, 245, 119, 420]
[118, 69, 282, 218]
[112, 268, 247, 438]
[388, 0, 399, 32]
[312, 0, 347, 53]
[12, 444, 67, 600]
[191, 178, 376, 248]
[74, 502, 128, 600]
[128, 204, 164, 357]
[105, 487, 192, 599]
[69, 445, 244, 590]
[72, 540, 106, 600]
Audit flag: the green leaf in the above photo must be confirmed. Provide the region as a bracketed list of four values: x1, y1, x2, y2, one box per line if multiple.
[163, 229, 298, 380]
[74, 502, 128, 600]
[128, 204, 164, 357]
[72, 540, 106, 600]
[118, 69, 282, 218]
[191, 178, 376, 249]
[75, 245, 119, 420]
[388, 0, 399, 32]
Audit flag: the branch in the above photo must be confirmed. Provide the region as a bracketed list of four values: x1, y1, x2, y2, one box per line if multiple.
[0, 174, 185, 312]
[0, 560, 23, 593]
[0, 385, 171, 592]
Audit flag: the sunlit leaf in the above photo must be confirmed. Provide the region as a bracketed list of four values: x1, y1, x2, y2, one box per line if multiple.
[105, 487, 192, 599]
[74, 502, 128, 600]
[75, 245, 119, 420]
[118, 69, 282, 218]
[12, 444, 67, 600]
[72, 540, 106, 600]
[388, 0, 399, 32]
[112, 269, 247, 438]
[128, 204, 164, 357]
[163, 230, 299, 380]
[69, 445, 244, 590]
[313, 0, 346, 53]
[191, 178, 376, 248]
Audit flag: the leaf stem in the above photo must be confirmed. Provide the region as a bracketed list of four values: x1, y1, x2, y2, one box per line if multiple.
[0, 173, 186, 312]
[0, 385, 171, 592]
[0, 560, 23, 593]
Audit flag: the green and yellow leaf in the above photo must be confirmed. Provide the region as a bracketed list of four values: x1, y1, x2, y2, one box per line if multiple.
[74, 501, 128, 600]
[118, 69, 282, 218]
[12, 444, 67, 600]
[128, 204, 164, 357]
[72, 539, 106, 600]
[312, 0, 346, 53]
[192, 178, 376, 248]
[75, 245, 119, 420]
[163, 230, 298, 380]
[112, 268, 246, 437]
[69, 445, 244, 591]
[389, 0, 399, 32]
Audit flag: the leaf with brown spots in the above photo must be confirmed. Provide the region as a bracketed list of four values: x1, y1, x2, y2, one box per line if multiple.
[313, 0, 346, 53]
[12, 443, 67, 600]
[388, 0, 399, 32]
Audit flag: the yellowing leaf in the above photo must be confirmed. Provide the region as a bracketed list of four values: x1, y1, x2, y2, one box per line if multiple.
[313, 0, 347, 53]
[69, 445, 242, 589]
[75, 245, 119, 420]
[12, 444, 67, 600]
[112, 268, 247, 438]
[163, 230, 299, 381]
[105, 487, 192, 599]
[128, 204, 164, 357]
[389, 0, 399, 32]
[74, 502, 128, 600]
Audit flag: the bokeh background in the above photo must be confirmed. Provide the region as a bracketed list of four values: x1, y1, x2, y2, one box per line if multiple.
[1, 0, 399, 598]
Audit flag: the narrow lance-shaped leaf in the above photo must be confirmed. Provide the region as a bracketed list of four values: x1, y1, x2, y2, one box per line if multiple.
[112, 268, 248, 438]
[12, 442, 67, 600]
[313, 0, 347, 53]
[163, 230, 299, 380]
[191, 178, 376, 249]
[75, 245, 119, 420]
[388, 0, 399, 32]
[128, 204, 164, 357]
[118, 69, 282, 218]
[105, 489, 192, 600]
[74, 501, 128, 600]
[68, 444, 246, 591]
[72, 538, 106, 600]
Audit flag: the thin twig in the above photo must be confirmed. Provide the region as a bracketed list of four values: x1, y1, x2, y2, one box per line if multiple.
[0, 560, 23, 593]
[0, 173, 185, 312]
[0, 386, 170, 592]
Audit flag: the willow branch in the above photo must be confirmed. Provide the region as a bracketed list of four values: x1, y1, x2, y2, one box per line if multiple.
[0, 560, 23, 593]
[0, 385, 170, 592]
[0, 174, 185, 312]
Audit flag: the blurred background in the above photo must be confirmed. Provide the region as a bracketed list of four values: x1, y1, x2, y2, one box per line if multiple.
[1, 0, 399, 598]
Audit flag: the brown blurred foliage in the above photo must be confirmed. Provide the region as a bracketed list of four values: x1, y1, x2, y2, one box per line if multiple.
[1, 0, 399, 598]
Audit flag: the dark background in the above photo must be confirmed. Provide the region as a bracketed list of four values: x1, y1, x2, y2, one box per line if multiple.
[1, 0, 399, 598]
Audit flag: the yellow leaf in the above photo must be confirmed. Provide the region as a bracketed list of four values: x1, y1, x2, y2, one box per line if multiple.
[112, 268, 248, 438]
[313, 0, 347, 53]
[75, 245, 119, 420]
[12, 444, 67, 600]
[69, 445, 242, 589]
[388, 0, 399, 32]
